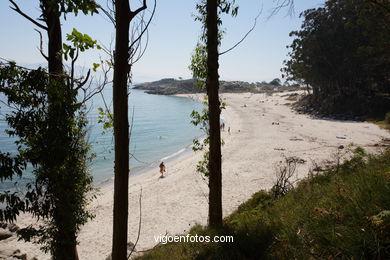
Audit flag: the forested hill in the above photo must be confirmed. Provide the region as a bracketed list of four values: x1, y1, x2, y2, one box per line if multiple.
[282, 0, 389, 117]
[133, 78, 297, 95]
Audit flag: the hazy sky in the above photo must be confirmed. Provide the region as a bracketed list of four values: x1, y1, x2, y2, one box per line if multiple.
[0, 0, 324, 83]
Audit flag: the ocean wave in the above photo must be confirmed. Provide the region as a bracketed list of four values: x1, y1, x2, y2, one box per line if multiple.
[160, 148, 186, 162]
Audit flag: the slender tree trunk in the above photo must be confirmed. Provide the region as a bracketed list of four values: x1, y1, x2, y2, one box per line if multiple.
[42, 3, 79, 259]
[206, 0, 223, 228]
[112, 0, 130, 259]
[45, 10, 63, 76]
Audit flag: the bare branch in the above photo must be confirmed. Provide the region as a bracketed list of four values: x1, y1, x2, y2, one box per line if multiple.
[100, 43, 113, 57]
[81, 60, 112, 103]
[9, 0, 48, 31]
[77, 69, 91, 89]
[98, 4, 116, 27]
[130, 26, 143, 60]
[127, 107, 149, 164]
[129, 12, 146, 61]
[272, 156, 304, 198]
[0, 57, 38, 71]
[127, 187, 142, 259]
[268, 0, 295, 19]
[129, 0, 156, 53]
[132, 28, 149, 65]
[71, 48, 80, 86]
[34, 29, 48, 61]
[219, 5, 263, 56]
[99, 82, 112, 114]
[130, 0, 147, 19]
[130, 15, 150, 65]
[100, 37, 115, 63]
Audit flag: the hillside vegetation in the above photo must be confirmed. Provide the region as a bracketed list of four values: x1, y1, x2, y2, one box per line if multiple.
[136, 148, 390, 259]
[133, 78, 298, 95]
[283, 0, 390, 117]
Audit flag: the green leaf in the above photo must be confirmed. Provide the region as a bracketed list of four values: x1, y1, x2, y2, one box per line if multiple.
[92, 63, 100, 72]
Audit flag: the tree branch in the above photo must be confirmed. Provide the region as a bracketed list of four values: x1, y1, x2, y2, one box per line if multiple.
[127, 187, 142, 259]
[81, 61, 112, 103]
[129, 0, 156, 53]
[132, 27, 149, 65]
[71, 48, 80, 86]
[34, 29, 48, 61]
[9, 0, 48, 31]
[98, 5, 116, 27]
[219, 5, 263, 56]
[268, 0, 295, 19]
[77, 69, 91, 89]
[0, 57, 39, 71]
[130, 0, 147, 19]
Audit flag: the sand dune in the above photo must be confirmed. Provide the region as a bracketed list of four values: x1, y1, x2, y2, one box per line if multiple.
[2, 92, 389, 259]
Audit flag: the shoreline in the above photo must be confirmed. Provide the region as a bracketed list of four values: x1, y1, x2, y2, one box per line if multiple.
[94, 138, 202, 189]
[2, 91, 389, 260]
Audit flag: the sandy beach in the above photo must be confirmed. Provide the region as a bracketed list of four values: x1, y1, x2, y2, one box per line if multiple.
[2, 92, 389, 259]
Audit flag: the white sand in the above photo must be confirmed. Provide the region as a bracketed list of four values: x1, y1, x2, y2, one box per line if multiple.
[2, 92, 389, 259]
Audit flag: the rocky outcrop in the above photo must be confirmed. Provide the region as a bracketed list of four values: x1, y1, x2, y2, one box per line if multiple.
[133, 78, 201, 95]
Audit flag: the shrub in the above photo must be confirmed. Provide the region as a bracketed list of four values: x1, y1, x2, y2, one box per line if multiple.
[385, 112, 390, 124]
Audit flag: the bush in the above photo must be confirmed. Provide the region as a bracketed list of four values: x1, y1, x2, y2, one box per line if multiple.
[385, 112, 390, 124]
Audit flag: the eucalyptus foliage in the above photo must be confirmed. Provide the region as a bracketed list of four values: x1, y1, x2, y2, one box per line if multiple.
[283, 0, 390, 114]
[0, 61, 96, 256]
[0, 1, 101, 258]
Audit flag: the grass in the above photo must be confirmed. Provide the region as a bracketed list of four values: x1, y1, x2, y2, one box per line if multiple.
[136, 148, 390, 259]
[365, 112, 390, 132]
[374, 120, 390, 131]
[377, 112, 390, 131]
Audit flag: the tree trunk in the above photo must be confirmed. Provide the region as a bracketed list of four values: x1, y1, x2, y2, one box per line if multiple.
[54, 229, 79, 260]
[42, 2, 79, 259]
[112, 0, 130, 259]
[44, 8, 63, 76]
[206, 0, 223, 228]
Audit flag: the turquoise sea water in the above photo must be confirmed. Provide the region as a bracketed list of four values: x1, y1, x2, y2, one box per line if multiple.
[0, 88, 204, 189]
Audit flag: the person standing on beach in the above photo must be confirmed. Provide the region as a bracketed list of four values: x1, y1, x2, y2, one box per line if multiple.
[159, 162, 166, 177]
[221, 122, 225, 131]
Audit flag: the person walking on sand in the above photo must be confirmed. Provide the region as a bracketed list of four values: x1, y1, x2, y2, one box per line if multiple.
[159, 162, 166, 177]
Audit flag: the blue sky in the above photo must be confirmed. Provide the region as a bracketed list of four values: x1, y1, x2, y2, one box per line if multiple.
[0, 0, 324, 83]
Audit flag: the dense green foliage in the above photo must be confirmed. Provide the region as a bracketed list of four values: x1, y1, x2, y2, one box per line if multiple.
[0, 62, 95, 255]
[63, 28, 101, 62]
[0, 2, 100, 258]
[283, 0, 390, 115]
[45, 0, 98, 16]
[136, 148, 390, 259]
[385, 112, 390, 124]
